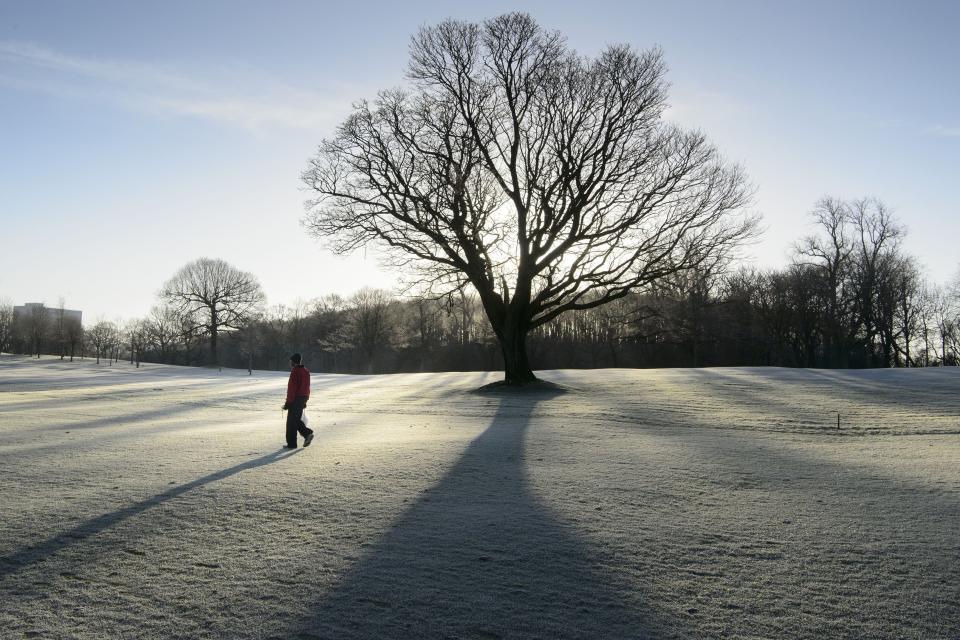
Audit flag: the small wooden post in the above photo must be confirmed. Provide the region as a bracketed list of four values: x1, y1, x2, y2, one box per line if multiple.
[837, 412, 840, 430]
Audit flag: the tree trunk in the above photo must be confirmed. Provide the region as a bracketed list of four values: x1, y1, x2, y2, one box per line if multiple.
[475, 276, 537, 384]
[210, 319, 218, 365]
[498, 322, 536, 384]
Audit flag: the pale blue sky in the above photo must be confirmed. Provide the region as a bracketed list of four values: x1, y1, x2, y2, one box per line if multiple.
[1, 0, 958, 320]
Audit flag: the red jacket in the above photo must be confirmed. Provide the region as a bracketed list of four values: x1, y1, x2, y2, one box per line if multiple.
[286, 365, 311, 403]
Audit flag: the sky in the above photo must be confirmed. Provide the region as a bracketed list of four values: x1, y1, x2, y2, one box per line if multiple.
[1, 0, 958, 321]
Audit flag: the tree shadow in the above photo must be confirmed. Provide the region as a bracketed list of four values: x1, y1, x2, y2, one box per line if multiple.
[0, 448, 301, 579]
[677, 367, 960, 433]
[575, 372, 960, 637]
[702, 367, 960, 420]
[284, 390, 678, 639]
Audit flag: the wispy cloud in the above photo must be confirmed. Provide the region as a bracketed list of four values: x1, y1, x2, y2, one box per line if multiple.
[926, 124, 960, 138]
[0, 41, 349, 132]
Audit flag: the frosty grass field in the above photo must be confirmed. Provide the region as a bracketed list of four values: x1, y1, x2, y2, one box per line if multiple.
[0, 355, 958, 639]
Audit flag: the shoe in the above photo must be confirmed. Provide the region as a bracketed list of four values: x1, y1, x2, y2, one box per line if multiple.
[303, 433, 314, 447]
[283, 444, 297, 449]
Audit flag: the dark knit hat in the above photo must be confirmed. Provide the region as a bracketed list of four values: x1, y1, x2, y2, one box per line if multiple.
[289, 353, 302, 365]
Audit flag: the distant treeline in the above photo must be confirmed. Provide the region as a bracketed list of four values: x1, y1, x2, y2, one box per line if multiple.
[2, 198, 958, 372]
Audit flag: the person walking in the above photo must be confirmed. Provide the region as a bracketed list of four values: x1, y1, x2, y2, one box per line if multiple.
[282, 352, 314, 449]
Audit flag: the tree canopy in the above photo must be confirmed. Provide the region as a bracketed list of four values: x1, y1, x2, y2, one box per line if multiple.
[161, 257, 265, 363]
[303, 13, 757, 383]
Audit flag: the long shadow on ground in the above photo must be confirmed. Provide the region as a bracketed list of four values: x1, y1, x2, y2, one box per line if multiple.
[0, 448, 300, 579]
[285, 390, 675, 640]
[591, 379, 960, 638]
[694, 367, 960, 422]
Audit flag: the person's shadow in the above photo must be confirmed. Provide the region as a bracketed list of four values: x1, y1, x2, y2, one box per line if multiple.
[283, 391, 677, 639]
[0, 448, 301, 579]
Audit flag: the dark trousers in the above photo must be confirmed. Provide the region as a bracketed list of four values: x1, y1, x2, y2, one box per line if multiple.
[286, 396, 314, 447]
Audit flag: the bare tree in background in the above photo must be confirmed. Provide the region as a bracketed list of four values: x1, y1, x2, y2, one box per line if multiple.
[0, 299, 14, 354]
[236, 312, 264, 374]
[128, 319, 150, 368]
[631, 265, 721, 367]
[313, 294, 349, 371]
[87, 320, 115, 365]
[262, 304, 295, 370]
[445, 290, 480, 347]
[940, 268, 960, 364]
[915, 282, 940, 367]
[178, 312, 204, 365]
[161, 257, 266, 364]
[145, 304, 180, 364]
[409, 297, 445, 370]
[24, 303, 48, 358]
[110, 320, 124, 365]
[55, 297, 67, 359]
[795, 198, 857, 366]
[304, 13, 756, 383]
[285, 299, 312, 351]
[348, 288, 398, 372]
[851, 199, 904, 364]
[889, 256, 923, 366]
[65, 317, 82, 361]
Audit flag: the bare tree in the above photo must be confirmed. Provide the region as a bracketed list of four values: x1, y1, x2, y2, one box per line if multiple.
[287, 299, 312, 349]
[262, 304, 293, 370]
[177, 311, 204, 365]
[65, 317, 82, 361]
[795, 197, 857, 366]
[851, 199, 904, 364]
[303, 13, 756, 383]
[348, 288, 398, 372]
[145, 304, 180, 363]
[87, 320, 115, 365]
[313, 294, 349, 371]
[942, 268, 960, 364]
[55, 297, 68, 359]
[888, 257, 923, 366]
[632, 265, 722, 367]
[236, 313, 264, 374]
[444, 290, 480, 347]
[409, 297, 445, 370]
[127, 319, 150, 368]
[161, 257, 266, 364]
[915, 282, 940, 367]
[0, 298, 14, 354]
[24, 303, 49, 358]
[110, 319, 125, 365]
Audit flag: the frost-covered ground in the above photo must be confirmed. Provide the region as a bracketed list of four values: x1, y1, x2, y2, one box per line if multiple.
[1, 356, 958, 639]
